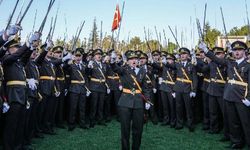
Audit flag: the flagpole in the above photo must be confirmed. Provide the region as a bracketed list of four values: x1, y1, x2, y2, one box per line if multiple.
[116, 0, 125, 50]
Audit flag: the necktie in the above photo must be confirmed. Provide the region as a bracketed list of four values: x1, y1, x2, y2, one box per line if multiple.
[182, 62, 185, 67]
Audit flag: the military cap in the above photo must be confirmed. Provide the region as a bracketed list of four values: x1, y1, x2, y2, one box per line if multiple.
[140, 53, 148, 59]
[93, 48, 103, 56]
[231, 41, 248, 51]
[107, 49, 115, 55]
[135, 50, 143, 57]
[125, 50, 138, 60]
[152, 50, 161, 56]
[161, 51, 168, 57]
[7, 36, 21, 48]
[74, 47, 84, 56]
[52, 46, 63, 53]
[179, 47, 190, 55]
[166, 53, 176, 60]
[212, 47, 225, 54]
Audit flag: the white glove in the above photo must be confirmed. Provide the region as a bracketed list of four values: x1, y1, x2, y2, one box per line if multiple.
[86, 90, 91, 97]
[153, 88, 157, 94]
[27, 78, 37, 90]
[242, 99, 250, 107]
[64, 89, 68, 96]
[88, 60, 94, 68]
[174, 54, 179, 60]
[55, 92, 61, 97]
[119, 85, 123, 91]
[62, 53, 72, 62]
[26, 101, 30, 109]
[161, 57, 167, 65]
[45, 40, 54, 51]
[191, 55, 197, 66]
[172, 92, 176, 98]
[190, 92, 196, 98]
[107, 88, 111, 94]
[145, 103, 151, 110]
[6, 25, 22, 37]
[27, 32, 41, 48]
[198, 42, 208, 53]
[148, 53, 154, 64]
[226, 42, 232, 53]
[2, 102, 10, 113]
[158, 77, 163, 85]
[111, 51, 117, 59]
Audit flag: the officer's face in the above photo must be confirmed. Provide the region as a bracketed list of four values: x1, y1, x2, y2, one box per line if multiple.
[180, 53, 189, 61]
[215, 52, 225, 59]
[140, 58, 147, 65]
[53, 52, 62, 59]
[153, 54, 160, 61]
[167, 58, 174, 64]
[74, 55, 82, 63]
[199, 52, 205, 59]
[128, 58, 138, 68]
[30, 50, 38, 59]
[8, 47, 18, 54]
[233, 49, 245, 60]
[94, 54, 102, 62]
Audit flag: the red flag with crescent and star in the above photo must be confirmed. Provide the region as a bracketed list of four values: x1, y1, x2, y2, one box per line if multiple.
[111, 4, 121, 31]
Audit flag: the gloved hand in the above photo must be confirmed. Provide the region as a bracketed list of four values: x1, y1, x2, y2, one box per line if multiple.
[88, 60, 94, 68]
[26, 101, 30, 109]
[55, 92, 61, 97]
[45, 40, 54, 51]
[27, 32, 41, 49]
[191, 55, 197, 66]
[119, 85, 123, 91]
[190, 92, 196, 98]
[2, 102, 10, 113]
[6, 25, 22, 37]
[62, 52, 72, 62]
[27, 78, 37, 90]
[148, 53, 154, 64]
[161, 57, 167, 65]
[145, 103, 151, 110]
[172, 92, 176, 98]
[198, 42, 208, 53]
[110, 51, 117, 64]
[226, 42, 232, 53]
[64, 89, 68, 96]
[242, 99, 250, 107]
[107, 88, 111, 94]
[153, 88, 157, 94]
[86, 90, 91, 97]
[158, 77, 163, 85]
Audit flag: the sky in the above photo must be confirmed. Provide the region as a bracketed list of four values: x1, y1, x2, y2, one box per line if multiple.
[0, 0, 249, 49]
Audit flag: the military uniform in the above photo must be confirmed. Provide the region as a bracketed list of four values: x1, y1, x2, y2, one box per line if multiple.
[166, 48, 198, 131]
[110, 50, 150, 150]
[205, 41, 250, 148]
[3, 43, 33, 150]
[66, 49, 89, 130]
[88, 49, 108, 127]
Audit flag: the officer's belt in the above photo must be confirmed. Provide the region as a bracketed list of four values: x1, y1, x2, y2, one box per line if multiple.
[66, 75, 70, 78]
[71, 80, 85, 84]
[7, 80, 26, 86]
[210, 78, 226, 84]
[40, 76, 55, 80]
[176, 78, 192, 83]
[26, 79, 39, 84]
[56, 77, 65, 81]
[203, 78, 210, 83]
[228, 79, 248, 87]
[123, 88, 141, 94]
[162, 80, 175, 85]
[197, 72, 204, 77]
[107, 76, 120, 80]
[91, 78, 105, 83]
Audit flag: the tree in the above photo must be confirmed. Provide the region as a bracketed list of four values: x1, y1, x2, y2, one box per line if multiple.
[204, 23, 221, 48]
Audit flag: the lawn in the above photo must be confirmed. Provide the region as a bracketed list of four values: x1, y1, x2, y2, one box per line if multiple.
[32, 121, 234, 150]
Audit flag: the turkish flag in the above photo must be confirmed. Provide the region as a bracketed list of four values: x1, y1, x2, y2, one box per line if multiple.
[111, 4, 121, 31]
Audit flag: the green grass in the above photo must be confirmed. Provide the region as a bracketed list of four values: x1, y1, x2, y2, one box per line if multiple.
[32, 121, 233, 150]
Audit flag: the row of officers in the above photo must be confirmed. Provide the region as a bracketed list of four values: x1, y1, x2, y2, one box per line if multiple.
[0, 25, 250, 150]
